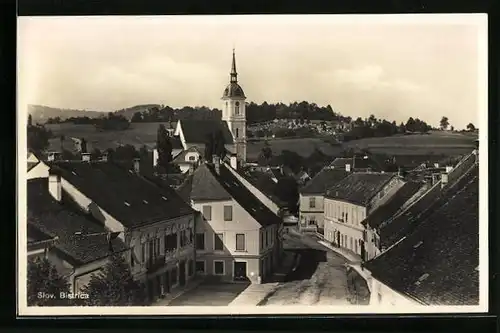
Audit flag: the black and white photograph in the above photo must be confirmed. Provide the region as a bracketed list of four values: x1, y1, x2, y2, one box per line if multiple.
[17, 14, 488, 315]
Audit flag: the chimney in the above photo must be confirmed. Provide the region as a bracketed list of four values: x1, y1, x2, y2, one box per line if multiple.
[48, 174, 62, 201]
[82, 153, 91, 162]
[133, 158, 140, 173]
[445, 166, 453, 173]
[230, 155, 238, 170]
[212, 155, 220, 174]
[345, 164, 351, 172]
[47, 152, 56, 162]
[101, 153, 108, 162]
[152, 149, 159, 167]
[434, 163, 439, 168]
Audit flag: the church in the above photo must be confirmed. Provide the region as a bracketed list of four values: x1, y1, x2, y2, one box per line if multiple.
[173, 50, 247, 171]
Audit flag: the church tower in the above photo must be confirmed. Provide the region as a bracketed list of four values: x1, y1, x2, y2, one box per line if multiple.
[222, 49, 247, 163]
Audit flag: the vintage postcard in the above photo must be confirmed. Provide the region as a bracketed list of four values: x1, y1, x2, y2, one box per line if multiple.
[17, 14, 488, 316]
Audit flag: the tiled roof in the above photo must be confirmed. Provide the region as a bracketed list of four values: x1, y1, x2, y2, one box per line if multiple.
[236, 168, 286, 207]
[27, 224, 57, 244]
[379, 165, 477, 248]
[181, 162, 281, 227]
[27, 178, 127, 265]
[179, 120, 234, 145]
[300, 168, 349, 195]
[365, 167, 479, 305]
[325, 172, 395, 205]
[49, 161, 195, 228]
[363, 181, 423, 229]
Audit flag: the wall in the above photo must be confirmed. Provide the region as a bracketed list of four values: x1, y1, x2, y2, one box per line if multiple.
[299, 194, 325, 229]
[323, 199, 367, 255]
[366, 177, 405, 215]
[73, 257, 110, 293]
[27, 162, 50, 180]
[445, 151, 476, 187]
[224, 162, 281, 215]
[370, 277, 419, 306]
[185, 151, 200, 162]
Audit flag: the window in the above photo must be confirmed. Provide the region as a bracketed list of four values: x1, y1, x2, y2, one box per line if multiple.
[214, 261, 225, 275]
[309, 216, 316, 226]
[189, 156, 195, 161]
[189, 228, 193, 244]
[188, 259, 194, 276]
[155, 237, 160, 256]
[309, 197, 316, 208]
[180, 230, 186, 247]
[265, 230, 268, 247]
[350, 237, 353, 250]
[196, 233, 205, 250]
[345, 212, 349, 223]
[214, 233, 224, 251]
[165, 233, 177, 252]
[378, 292, 382, 303]
[235, 101, 240, 115]
[202, 205, 212, 221]
[236, 128, 239, 138]
[261, 232, 264, 249]
[236, 234, 245, 251]
[223, 205, 233, 221]
[196, 261, 205, 274]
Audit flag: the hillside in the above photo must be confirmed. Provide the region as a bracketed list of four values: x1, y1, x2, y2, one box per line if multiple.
[27, 104, 161, 123]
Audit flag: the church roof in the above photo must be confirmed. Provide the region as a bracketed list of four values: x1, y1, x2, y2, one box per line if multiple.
[223, 83, 246, 98]
[179, 120, 234, 145]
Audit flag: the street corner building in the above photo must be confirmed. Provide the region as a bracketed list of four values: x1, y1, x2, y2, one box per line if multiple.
[29, 153, 199, 304]
[363, 162, 479, 306]
[176, 155, 282, 284]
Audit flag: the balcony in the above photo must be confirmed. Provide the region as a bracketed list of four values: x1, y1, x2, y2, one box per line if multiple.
[146, 255, 166, 275]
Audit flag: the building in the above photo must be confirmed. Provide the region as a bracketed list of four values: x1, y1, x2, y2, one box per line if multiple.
[174, 49, 247, 165]
[364, 165, 479, 305]
[27, 178, 128, 293]
[177, 156, 281, 284]
[171, 146, 202, 174]
[360, 181, 426, 260]
[47, 155, 198, 303]
[298, 167, 349, 233]
[323, 172, 404, 260]
[27, 151, 50, 180]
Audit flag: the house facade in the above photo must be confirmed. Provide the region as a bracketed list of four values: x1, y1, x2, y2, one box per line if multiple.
[177, 157, 282, 284]
[298, 167, 348, 234]
[323, 173, 404, 260]
[48, 156, 197, 303]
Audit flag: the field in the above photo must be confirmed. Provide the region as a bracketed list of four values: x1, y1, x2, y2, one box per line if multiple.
[45, 122, 477, 158]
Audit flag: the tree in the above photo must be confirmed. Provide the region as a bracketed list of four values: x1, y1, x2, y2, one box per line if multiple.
[440, 116, 449, 130]
[467, 123, 476, 132]
[131, 112, 143, 123]
[260, 141, 273, 162]
[27, 257, 71, 306]
[27, 124, 52, 153]
[156, 124, 173, 170]
[81, 253, 147, 306]
[204, 133, 214, 161]
[214, 130, 226, 159]
[274, 176, 299, 214]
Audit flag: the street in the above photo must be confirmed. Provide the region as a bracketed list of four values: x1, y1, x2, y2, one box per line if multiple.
[259, 232, 368, 306]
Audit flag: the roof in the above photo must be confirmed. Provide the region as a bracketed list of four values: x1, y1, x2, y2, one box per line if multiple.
[236, 168, 287, 207]
[325, 172, 395, 205]
[379, 165, 478, 248]
[180, 162, 281, 227]
[179, 120, 234, 145]
[170, 136, 184, 150]
[27, 178, 127, 265]
[365, 167, 479, 305]
[363, 181, 423, 229]
[49, 161, 195, 228]
[222, 82, 246, 98]
[173, 146, 201, 164]
[300, 168, 349, 195]
[27, 161, 39, 172]
[27, 224, 58, 245]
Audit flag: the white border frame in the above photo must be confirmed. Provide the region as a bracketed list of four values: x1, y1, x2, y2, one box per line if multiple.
[17, 13, 488, 316]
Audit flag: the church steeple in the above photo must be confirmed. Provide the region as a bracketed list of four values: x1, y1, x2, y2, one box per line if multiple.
[230, 48, 238, 83]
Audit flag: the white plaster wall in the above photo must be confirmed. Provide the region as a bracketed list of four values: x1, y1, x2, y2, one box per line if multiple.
[27, 162, 50, 179]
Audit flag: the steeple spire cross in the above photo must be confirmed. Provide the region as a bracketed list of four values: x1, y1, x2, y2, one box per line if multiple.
[230, 48, 237, 83]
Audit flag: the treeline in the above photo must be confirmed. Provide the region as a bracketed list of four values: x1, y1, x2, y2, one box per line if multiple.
[341, 115, 432, 142]
[46, 113, 130, 131]
[27, 115, 53, 153]
[131, 106, 222, 123]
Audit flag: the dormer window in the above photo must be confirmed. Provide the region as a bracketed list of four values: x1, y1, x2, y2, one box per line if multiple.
[235, 101, 240, 115]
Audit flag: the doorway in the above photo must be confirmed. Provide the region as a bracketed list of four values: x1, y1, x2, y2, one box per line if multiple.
[234, 261, 248, 281]
[179, 261, 186, 287]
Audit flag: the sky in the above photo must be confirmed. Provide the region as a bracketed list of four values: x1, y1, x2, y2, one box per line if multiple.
[17, 15, 486, 129]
